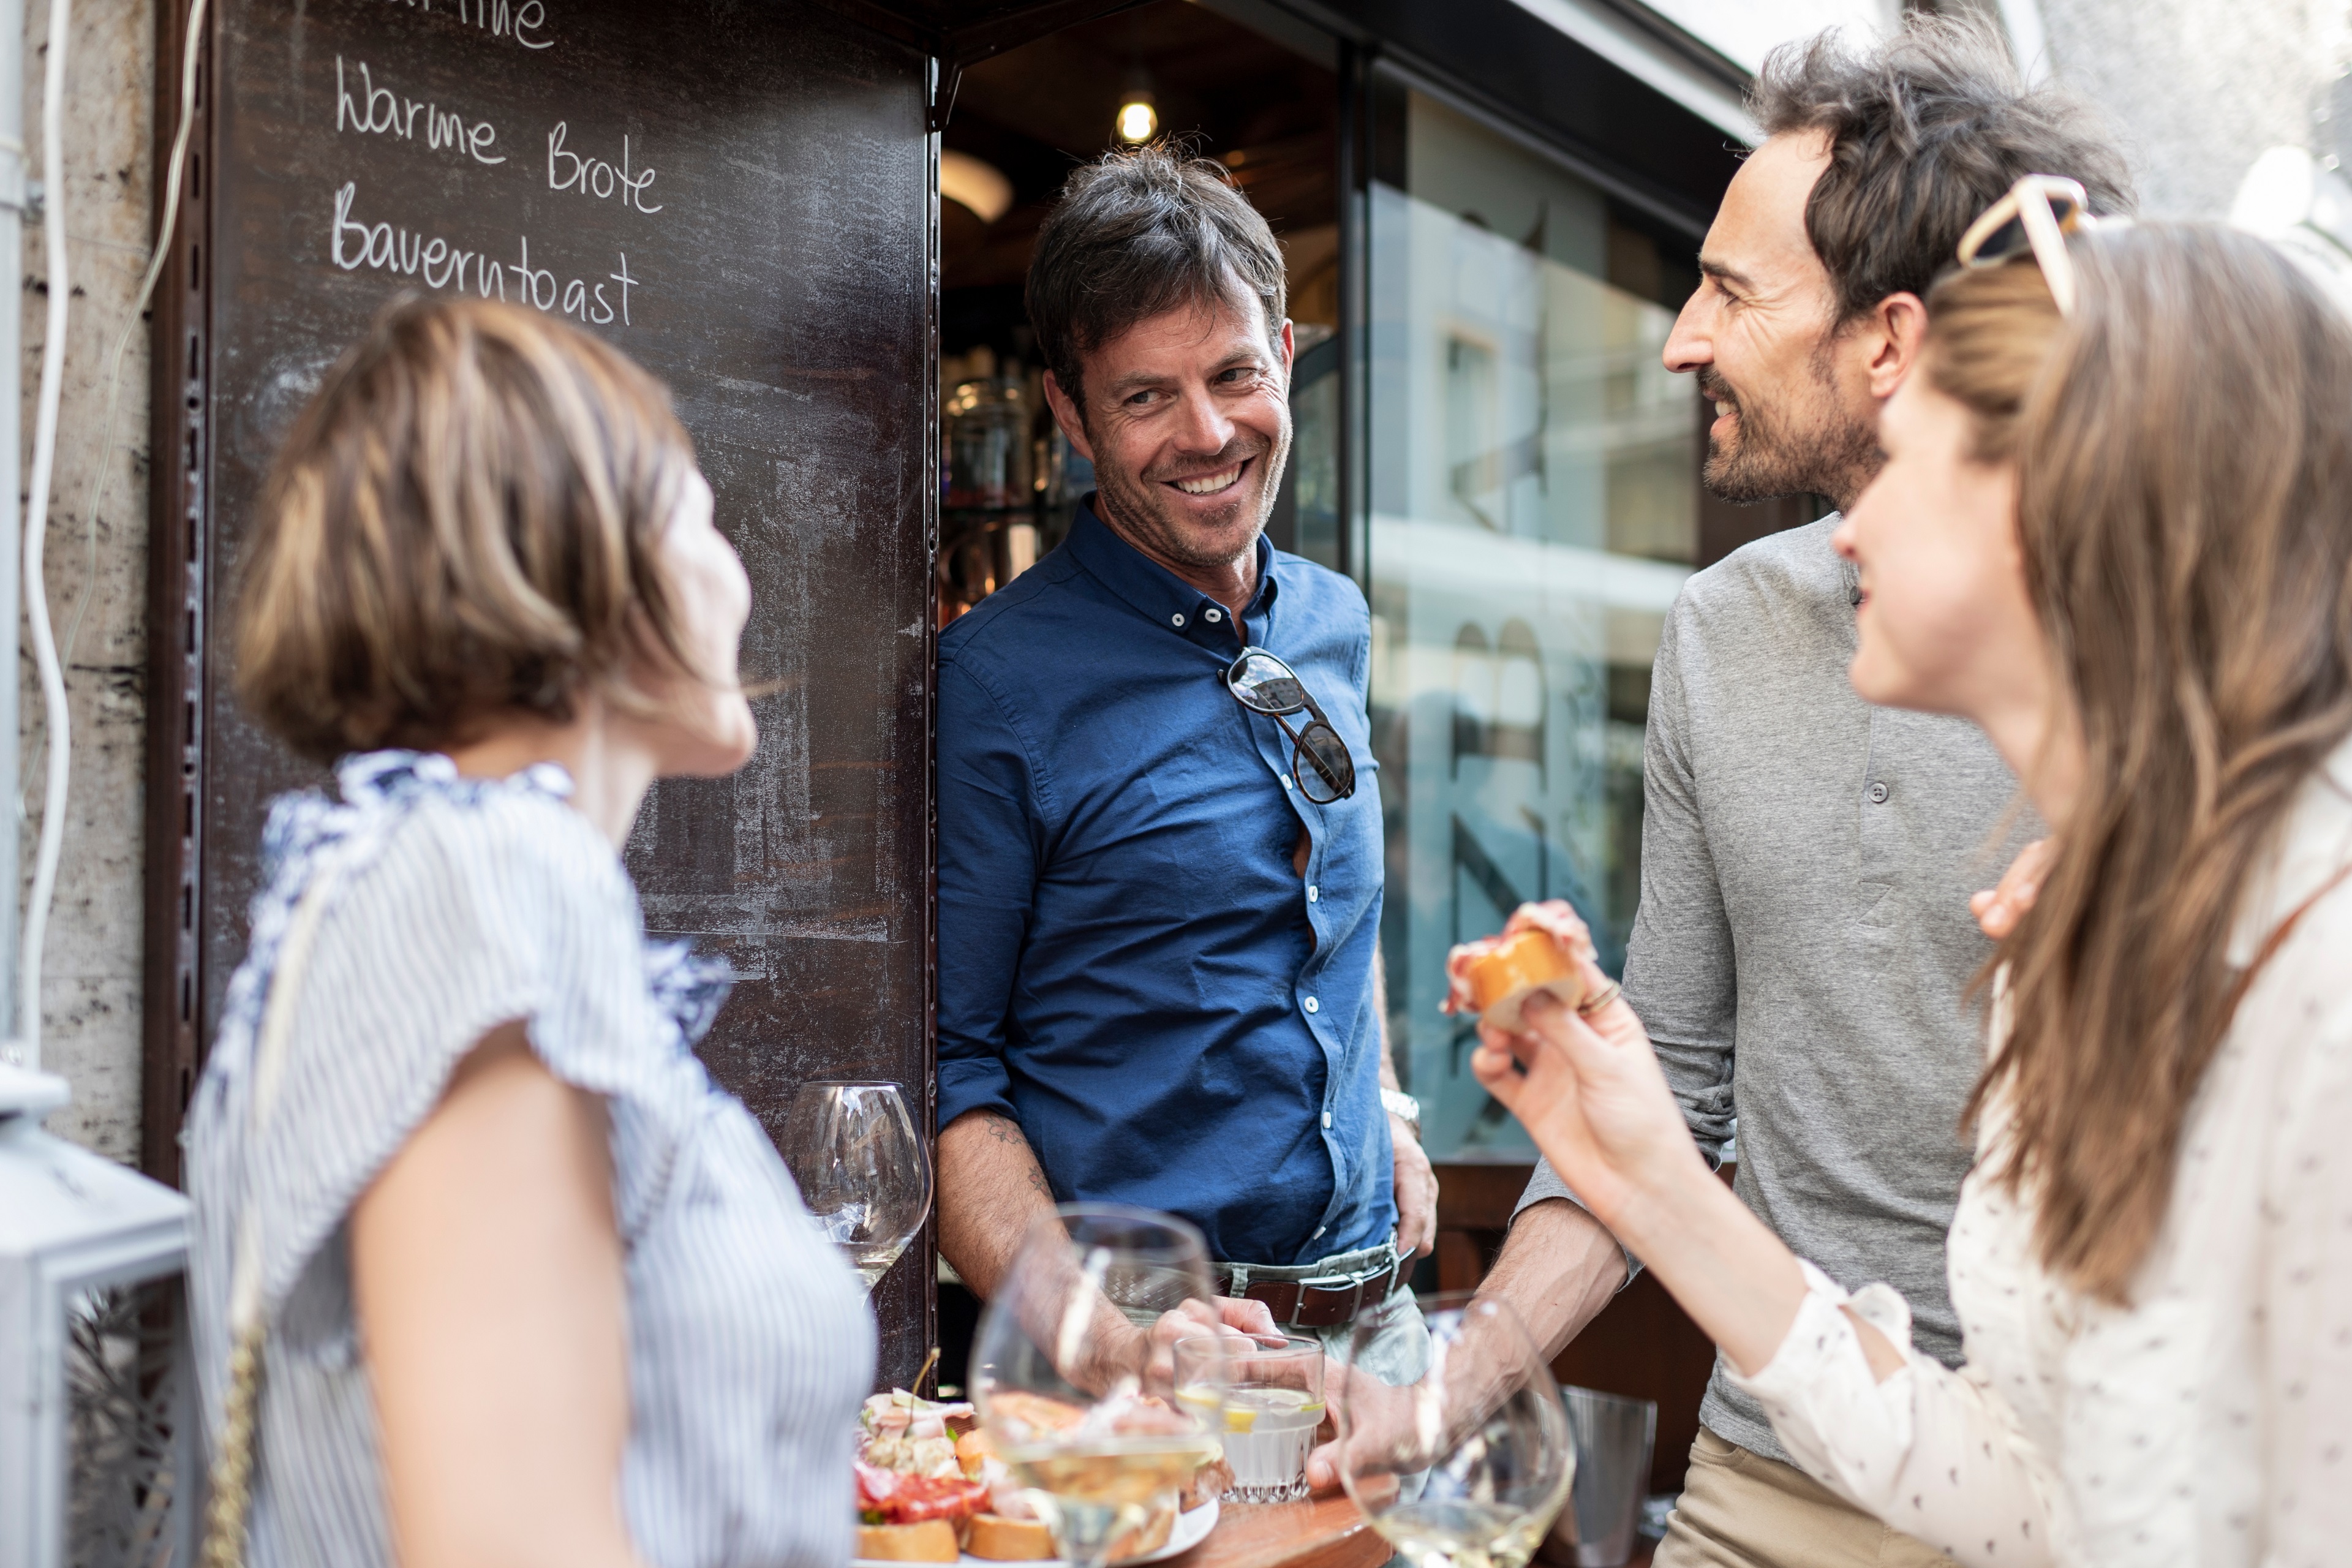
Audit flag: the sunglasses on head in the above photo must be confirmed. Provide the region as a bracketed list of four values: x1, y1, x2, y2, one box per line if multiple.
[1224, 646, 1357, 804]
[1954, 173, 2114, 317]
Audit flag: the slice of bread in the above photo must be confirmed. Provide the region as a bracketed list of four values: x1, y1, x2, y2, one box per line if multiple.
[967, 1512, 1055, 1561]
[857, 1520, 962, 1562]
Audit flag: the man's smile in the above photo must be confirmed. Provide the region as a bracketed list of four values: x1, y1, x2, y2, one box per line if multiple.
[1164, 458, 1250, 497]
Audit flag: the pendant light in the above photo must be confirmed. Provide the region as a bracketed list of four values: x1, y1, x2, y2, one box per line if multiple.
[1115, 67, 1158, 145]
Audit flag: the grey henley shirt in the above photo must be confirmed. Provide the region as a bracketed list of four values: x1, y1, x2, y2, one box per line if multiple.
[1515, 515, 2036, 1466]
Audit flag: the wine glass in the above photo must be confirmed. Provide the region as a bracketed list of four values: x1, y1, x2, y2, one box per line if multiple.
[780, 1080, 930, 1295]
[970, 1205, 1227, 1568]
[1329, 1292, 1575, 1568]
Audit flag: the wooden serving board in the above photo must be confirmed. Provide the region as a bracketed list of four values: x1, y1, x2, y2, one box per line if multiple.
[1166, 1495, 1387, 1568]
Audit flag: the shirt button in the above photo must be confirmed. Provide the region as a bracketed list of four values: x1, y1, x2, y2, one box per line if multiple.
[1306, 884, 1320, 903]
[1280, 775, 1294, 791]
[1205, 608, 1223, 622]
[1321, 1111, 1334, 1129]
[1867, 781, 1890, 804]
[1170, 612, 1186, 627]
[1303, 996, 1320, 1014]
[1313, 1226, 1327, 1239]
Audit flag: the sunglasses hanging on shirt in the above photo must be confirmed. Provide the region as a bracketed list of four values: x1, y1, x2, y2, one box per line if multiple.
[1224, 647, 1357, 804]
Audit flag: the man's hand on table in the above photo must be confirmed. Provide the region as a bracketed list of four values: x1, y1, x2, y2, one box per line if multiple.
[1391, 1114, 1437, 1260]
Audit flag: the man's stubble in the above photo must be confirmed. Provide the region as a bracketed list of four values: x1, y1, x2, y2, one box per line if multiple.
[1089, 423, 1292, 575]
[1699, 333, 1881, 510]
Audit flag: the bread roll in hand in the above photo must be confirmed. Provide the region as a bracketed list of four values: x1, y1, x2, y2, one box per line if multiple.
[1442, 900, 1599, 1032]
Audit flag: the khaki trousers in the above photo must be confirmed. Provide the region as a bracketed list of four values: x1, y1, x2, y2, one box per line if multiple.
[1653, 1430, 1958, 1568]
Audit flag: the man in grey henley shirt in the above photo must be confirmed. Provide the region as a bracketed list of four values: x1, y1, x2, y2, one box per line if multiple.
[1516, 508, 2032, 1453]
[1447, 20, 2130, 1568]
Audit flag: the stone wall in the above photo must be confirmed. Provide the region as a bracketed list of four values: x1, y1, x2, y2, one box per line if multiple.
[23, 0, 154, 1161]
[2038, 0, 2352, 219]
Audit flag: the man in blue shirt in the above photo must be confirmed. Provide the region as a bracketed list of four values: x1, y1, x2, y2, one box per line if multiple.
[935, 147, 1433, 1365]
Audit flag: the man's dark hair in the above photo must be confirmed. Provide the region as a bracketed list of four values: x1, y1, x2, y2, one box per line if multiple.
[1752, 11, 2135, 325]
[1027, 145, 1287, 413]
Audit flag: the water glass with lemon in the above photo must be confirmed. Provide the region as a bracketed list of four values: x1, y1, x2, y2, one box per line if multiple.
[1174, 1335, 1326, 1502]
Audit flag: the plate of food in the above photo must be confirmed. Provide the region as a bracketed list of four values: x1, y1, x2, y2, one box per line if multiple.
[851, 1389, 1226, 1567]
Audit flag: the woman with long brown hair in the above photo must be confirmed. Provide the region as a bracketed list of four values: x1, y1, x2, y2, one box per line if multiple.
[1465, 213, 2352, 1564]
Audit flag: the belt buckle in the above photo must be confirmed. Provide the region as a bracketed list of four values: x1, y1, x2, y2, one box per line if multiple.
[1243, 1277, 1304, 1325]
[1297, 1272, 1362, 1329]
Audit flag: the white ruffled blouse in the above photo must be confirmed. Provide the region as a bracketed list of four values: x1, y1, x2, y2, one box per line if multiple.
[1733, 737, 2352, 1568]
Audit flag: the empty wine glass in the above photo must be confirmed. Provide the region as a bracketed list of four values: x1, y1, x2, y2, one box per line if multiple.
[970, 1205, 1227, 1568]
[1329, 1292, 1574, 1568]
[780, 1080, 930, 1295]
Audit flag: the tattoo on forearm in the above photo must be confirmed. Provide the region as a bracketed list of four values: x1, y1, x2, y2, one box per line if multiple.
[975, 1112, 1053, 1197]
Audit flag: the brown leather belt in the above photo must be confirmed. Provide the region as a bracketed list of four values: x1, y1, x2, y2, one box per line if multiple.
[1214, 1256, 1401, 1329]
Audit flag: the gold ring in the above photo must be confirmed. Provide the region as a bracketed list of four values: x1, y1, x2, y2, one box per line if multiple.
[1575, 980, 1622, 1017]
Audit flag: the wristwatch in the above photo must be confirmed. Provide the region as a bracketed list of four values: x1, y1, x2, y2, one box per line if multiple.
[1380, 1088, 1422, 1135]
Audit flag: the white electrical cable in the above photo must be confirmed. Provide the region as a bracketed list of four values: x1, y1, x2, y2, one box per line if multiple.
[15, 0, 207, 1070]
[43, 0, 208, 784]
[19, 0, 73, 1066]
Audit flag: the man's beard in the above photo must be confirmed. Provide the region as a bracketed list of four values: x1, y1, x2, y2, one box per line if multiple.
[1698, 348, 1879, 508]
[1091, 424, 1289, 572]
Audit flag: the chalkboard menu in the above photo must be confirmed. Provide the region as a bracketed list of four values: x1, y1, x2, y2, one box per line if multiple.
[146, 0, 938, 1381]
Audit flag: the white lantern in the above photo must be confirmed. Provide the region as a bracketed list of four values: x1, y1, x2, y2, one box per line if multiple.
[0, 1063, 197, 1568]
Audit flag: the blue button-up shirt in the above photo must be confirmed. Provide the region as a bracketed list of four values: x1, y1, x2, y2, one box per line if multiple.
[936, 503, 1393, 1267]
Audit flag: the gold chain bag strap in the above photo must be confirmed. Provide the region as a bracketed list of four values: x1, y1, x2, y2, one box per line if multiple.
[201, 854, 350, 1568]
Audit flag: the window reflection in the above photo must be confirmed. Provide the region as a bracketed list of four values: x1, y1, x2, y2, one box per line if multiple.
[1368, 84, 1703, 1160]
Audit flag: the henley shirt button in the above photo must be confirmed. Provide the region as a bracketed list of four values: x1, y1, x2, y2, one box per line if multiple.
[1205, 608, 1223, 622]
[1171, 612, 1186, 627]
[1307, 884, 1320, 902]
[1867, 781, 1891, 804]
[1303, 996, 1320, 1014]
[1321, 1112, 1334, 1129]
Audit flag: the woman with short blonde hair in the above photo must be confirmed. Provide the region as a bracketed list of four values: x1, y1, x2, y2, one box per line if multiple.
[189, 296, 870, 1568]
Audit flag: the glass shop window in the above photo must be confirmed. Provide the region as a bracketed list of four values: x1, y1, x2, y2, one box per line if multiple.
[1366, 82, 1705, 1161]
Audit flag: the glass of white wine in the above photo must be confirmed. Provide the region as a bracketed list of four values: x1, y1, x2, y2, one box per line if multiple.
[1329, 1292, 1574, 1568]
[970, 1205, 1227, 1568]
[780, 1080, 930, 1295]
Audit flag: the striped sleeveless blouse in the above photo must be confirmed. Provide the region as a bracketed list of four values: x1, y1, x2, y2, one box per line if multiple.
[186, 750, 874, 1568]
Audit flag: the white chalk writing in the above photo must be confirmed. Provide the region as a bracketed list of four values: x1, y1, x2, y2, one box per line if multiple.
[546, 123, 661, 213]
[461, 0, 551, 47]
[331, 181, 638, 325]
[336, 56, 505, 165]
[364, 0, 552, 51]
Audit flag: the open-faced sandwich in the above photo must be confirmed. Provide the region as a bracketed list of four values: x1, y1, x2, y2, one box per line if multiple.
[956, 1389, 1231, 1564]
[949, 1425, 1057, 1562]
[1442, 899, 1599, 1032]
[856, 1390, 987, 1562]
